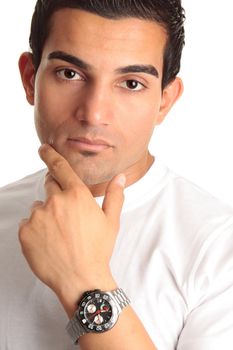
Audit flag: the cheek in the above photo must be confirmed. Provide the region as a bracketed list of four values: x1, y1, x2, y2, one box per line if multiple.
[34, 78, 71, 139]
[119, 96, 160, 147]
[34, 94, 55, 142]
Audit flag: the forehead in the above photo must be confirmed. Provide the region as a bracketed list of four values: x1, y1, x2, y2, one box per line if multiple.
[42, 8, 167, 72]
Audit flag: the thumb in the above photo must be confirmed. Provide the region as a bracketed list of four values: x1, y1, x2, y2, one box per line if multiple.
[102, 174, 126, 227]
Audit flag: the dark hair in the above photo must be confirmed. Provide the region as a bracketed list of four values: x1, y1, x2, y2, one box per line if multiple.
[29, 0, 185, 89]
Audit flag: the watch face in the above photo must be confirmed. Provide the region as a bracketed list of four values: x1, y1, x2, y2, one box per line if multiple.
[77, 291, 119, 333]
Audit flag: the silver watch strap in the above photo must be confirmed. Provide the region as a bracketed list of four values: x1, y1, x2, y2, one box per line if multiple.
[108, 288, 131, 311]
[66, 313, 87, 344]
[66, 287, 130, 344]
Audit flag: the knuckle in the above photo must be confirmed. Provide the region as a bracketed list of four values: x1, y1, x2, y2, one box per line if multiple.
[46, 194, 63, 215]
[18, 225, 25, 240]
[18, 222, 29, 243]
[47, 193, 60, 206]
[50, 158, 64, 173]
[68, 184, 87, 199]
[44, 173, 54, 185]
[30, 206, 44, 222]
[31, 201, 43, 211]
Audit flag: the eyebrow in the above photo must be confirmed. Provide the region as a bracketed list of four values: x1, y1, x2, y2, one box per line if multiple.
[115, 65, 159, 78]
[48, 51, 159, 78]
[48, 51, 92, 71]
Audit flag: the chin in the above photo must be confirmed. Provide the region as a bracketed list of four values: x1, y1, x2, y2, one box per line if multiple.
[56, 147, 119, 185]
[72, 165, 114, 186]
[81, 173, 113, 186]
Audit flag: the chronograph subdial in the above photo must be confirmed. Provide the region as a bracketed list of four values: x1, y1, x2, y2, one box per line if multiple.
[77, 290, 119, 333]
[86, 299, 112, 326]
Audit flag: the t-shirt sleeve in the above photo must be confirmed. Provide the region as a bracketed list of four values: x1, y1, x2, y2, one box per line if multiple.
[177, 219, 233, 350]
[177, 282, 233, 350]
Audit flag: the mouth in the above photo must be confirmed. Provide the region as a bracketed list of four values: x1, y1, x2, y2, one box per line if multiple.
[67, 137, 112, 153]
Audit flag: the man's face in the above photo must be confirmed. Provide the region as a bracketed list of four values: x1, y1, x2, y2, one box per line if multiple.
[31, 9, 174, 187]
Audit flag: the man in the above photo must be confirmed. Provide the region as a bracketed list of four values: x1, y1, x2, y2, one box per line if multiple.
[1, 0, 233, 349]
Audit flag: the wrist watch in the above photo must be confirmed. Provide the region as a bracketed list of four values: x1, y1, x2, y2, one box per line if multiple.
[66, 288, 130, 344]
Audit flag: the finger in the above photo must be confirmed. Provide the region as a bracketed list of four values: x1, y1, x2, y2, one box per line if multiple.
[19, 218, 29, 230]
[44, 172, 62, 198]
[102, 174, 126, 227]
[39, 144, 85, 191]
[31, 200, 44, 212]
[18, 218, 29, 248]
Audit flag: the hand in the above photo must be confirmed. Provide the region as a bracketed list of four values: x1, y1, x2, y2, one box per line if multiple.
[18, 144, 126, 316]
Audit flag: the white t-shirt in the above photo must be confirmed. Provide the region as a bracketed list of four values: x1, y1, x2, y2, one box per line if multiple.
[1, 159, 233, 350]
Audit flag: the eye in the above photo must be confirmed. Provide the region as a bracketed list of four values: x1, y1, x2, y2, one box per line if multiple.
[56, 69, 83, 81]
[119, 80, 146, 91]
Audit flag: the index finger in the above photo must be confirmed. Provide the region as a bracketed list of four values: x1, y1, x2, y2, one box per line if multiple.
[44, 172, 62, 197]
[39, 144, 85, 191]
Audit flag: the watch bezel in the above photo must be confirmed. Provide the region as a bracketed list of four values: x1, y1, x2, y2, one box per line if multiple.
[76, 290, 119, 334]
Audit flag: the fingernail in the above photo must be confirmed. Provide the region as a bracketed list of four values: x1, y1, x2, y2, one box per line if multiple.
[117, 174, 126, 187]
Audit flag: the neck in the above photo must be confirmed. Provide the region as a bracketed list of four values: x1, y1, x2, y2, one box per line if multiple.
[89, 152, 154, 197]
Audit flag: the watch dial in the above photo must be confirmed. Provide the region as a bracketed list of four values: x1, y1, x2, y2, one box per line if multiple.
[78, 292, 116, 333]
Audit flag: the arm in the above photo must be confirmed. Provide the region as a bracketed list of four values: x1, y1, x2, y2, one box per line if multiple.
[18, 144, 157, 349]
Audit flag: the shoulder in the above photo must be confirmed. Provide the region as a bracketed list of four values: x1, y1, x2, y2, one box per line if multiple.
[0, 169, 46, 217]
[0, 169, 46, 193]
[163, 168, 233, 256]
[147, 163, 233, 279]
[163, 166, 233, 223]
[163, 170, 233, 292]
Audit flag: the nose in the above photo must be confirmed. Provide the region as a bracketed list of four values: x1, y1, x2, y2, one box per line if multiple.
[74, 82, 112, 126]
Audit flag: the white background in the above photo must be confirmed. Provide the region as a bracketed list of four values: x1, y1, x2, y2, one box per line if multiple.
[0, 1, 233, 207]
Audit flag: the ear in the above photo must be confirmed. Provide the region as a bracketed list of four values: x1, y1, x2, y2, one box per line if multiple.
[156, 77, 184, 125]
[18, 52, 36, 106]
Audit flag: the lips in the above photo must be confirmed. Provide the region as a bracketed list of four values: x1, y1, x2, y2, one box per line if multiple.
[70, 137, 110, 146]
[67, 137, 112, 152]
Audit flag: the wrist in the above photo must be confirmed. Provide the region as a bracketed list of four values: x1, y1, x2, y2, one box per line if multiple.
[66, 287, 131, 345]
[56, 273, 117, 318]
